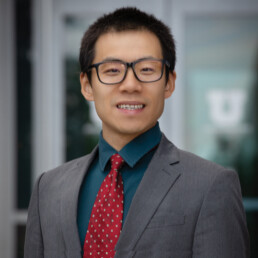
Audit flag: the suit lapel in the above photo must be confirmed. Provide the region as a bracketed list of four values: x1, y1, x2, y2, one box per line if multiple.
[60, 146, 98, 255]
[115, 135, 181, 252]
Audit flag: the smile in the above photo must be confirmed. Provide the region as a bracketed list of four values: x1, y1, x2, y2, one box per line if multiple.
[117, 104, 144, 110]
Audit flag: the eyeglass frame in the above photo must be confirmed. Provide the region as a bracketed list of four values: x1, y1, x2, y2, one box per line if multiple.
[87, 57, 171, 85]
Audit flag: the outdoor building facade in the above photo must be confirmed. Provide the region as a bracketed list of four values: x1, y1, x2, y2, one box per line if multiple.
[0, 0, 258, 257]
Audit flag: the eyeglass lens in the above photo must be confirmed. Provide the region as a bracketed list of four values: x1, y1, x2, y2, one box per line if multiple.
[98, 59, 163, 84]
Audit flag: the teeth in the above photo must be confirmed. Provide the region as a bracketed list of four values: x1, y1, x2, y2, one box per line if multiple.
[118, 104, 144, 110]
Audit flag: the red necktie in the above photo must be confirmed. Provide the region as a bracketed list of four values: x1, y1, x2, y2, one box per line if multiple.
[83, 154, 124, 258]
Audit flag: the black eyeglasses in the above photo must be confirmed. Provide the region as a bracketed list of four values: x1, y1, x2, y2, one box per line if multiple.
[87, 58, 170, 85]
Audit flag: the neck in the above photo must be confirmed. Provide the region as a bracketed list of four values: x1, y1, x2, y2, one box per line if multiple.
[102, 131, 142, 151]
[101, 122, 158, 151]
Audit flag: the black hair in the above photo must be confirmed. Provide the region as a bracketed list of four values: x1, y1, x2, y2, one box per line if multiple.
[79, 7, 176, 82]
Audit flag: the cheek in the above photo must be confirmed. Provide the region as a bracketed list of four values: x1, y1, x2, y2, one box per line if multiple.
[154, 92, 166, 116]
[92, 90, 112, 117]
[94, 97, 107, 115]
[151, 89, 166, 107]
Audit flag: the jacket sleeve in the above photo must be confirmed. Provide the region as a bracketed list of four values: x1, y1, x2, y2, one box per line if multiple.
[24, 173, 45, 258]
[192, 169, 250, 258]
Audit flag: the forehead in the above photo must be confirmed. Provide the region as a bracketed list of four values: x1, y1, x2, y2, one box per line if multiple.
[93, 30, 163, 63]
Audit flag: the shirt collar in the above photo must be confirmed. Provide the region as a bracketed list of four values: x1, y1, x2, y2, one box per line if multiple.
[98, 122, 162, 171]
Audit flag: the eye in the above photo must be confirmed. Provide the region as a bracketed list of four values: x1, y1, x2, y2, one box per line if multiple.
[104, 68, 121, 75]
[99, 62, 124, 76]
[136, 60, 160, 75]
[139, 66, 156, 75]
[141, 67, 155, 73]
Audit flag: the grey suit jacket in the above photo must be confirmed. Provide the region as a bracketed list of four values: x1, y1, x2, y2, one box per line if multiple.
[24, 134, 249, 258]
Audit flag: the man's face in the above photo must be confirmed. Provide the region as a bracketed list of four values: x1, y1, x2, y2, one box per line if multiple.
[81, 30, 176, 149]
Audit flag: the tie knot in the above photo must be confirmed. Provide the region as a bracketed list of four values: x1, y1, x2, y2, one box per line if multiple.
[110, 153, 124, 171]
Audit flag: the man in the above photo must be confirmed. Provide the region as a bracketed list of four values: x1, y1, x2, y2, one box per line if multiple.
[24, 7, 249, 258]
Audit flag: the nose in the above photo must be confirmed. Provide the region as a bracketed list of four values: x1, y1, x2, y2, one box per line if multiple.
[119, 67, 142, 93]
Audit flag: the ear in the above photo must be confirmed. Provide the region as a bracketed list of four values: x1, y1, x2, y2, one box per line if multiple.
[164, 71, 176, 99]
[80, 72, 94, 101]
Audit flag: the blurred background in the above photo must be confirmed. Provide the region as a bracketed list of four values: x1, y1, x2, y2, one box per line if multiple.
[0, 0, 258, 257]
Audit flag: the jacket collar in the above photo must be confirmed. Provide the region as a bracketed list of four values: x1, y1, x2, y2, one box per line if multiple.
[115, 134, 181, 253]
[60, 146, 98, 255]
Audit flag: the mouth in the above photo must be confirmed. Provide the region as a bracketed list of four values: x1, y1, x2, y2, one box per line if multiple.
[117, 104, 145, 110]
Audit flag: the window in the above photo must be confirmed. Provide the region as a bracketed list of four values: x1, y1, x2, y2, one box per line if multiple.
[185, 15, 258, 256]
[64, 16, 100, 161]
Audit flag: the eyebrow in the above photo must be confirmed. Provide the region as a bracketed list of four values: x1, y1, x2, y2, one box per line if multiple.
[102, 57, 123, 62]
[101, 56, 157, 63]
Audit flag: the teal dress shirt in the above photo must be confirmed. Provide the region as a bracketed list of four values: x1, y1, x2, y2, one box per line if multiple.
[77, 123, 162, 248]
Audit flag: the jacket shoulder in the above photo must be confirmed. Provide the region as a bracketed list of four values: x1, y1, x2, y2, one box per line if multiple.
[37, 146, 98, 190]
[160, 134, 237, 179]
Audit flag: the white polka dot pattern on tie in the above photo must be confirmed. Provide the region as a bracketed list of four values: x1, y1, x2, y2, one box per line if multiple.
[83, 154, 124, 258]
